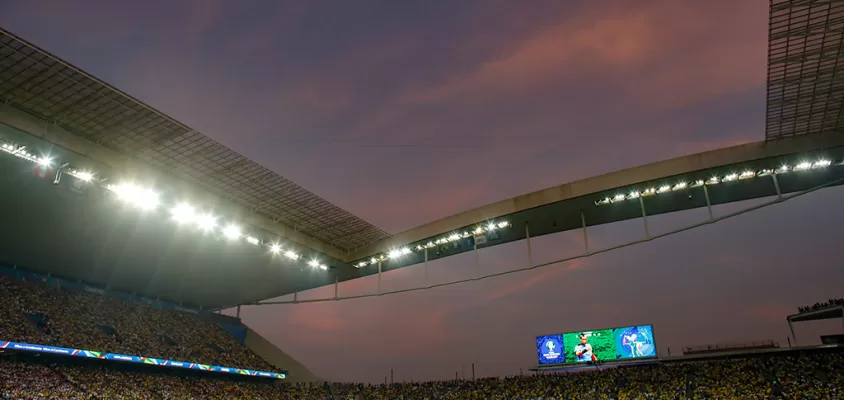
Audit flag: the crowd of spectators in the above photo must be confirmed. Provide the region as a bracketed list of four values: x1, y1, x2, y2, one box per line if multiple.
[2, 275, 844, 398]
[1, 351, 841, 399]
[0, 275, 271, 371]
[331, 353, 844, 399]
[799, 298, 844, 313]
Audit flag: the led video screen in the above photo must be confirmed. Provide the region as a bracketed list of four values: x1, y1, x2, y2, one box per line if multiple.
[536, 324, 656, 365]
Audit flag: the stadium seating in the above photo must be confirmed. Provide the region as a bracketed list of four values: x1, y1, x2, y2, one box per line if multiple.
[2, 274, 844, 398]
[2, 350, 843, 398]
[0, 275, 272, 371]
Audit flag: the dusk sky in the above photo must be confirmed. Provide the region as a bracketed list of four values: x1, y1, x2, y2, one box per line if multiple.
[2, 0, 843, 384]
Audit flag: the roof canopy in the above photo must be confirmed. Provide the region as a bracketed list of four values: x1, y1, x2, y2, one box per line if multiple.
[0, 27, 389, 253]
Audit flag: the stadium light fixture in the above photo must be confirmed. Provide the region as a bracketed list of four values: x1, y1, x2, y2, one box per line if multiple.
[111, 183, 159, 211]
[245, 236, 260, 245]
[307, 259, 320, 268]
[170, 203, 196, 223]
[76, 171, 94, 182]
[196, 214, 217, 231]
[223, 224, 242, 239]
[739, 171, 755, 180]
[813, 159, 831, 168]
[269, 243, 282, 254]
[284, 250, 299, 260]
[794, 162, 812, 171]
[37, 157, 52, 166]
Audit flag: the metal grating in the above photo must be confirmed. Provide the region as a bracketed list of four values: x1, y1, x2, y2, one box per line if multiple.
[0, 27, 390, 251]
[766, 0, 844, 140]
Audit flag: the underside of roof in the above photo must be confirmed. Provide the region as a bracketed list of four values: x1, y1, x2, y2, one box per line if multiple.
[766, 0, 844, 140]
[0, 27, 390, 252]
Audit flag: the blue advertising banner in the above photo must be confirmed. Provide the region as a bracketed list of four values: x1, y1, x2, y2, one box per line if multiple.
[0, 340, 286, 379]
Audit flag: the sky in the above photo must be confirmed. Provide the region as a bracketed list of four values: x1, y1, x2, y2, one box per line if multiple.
[2, 0, 843, 384]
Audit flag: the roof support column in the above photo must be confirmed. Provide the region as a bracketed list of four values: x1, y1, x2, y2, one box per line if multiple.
[525, 222, 533, 268]
[703, 184, 713, 220]
[334, 275, 339, 299]
[788, 317, 797, 346]
[580, 210, 589, 255]
[424, 247, 428, 286]
[771, 173, 782, 199]
[377, 260, 382, 294]
[473, 238, 479, 277]
[638, 196, 650, 238]
[236, 305, 241, 318]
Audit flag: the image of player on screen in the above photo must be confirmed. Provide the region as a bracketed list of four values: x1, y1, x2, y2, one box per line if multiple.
[615, 326, 655, 359]
[574, 333, 597, 362]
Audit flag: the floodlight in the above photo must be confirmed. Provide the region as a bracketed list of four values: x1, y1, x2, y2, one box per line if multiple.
[355, 261, 368, 268]
[723, 173, 738, 182]
[170, 204, 195, 223]
[388, 249, 402, 258]
[112, 183, 159, 210]
[627, 191, 640, 199]
[672, 182, 687, 190]
[775, 165, 790, 174]
[812, 160, 831, 168]
[196, 214, 217, 231]
[486, 223, 497, 231]
[76, 171, 94, 182]
[473, 226, 485, 234]
[37, 157, 52, 166]
[284, 250, 299, 260]
[706, 176, 720, 185]
[269, 244, 281, 254]
[223, 224, 242, 239]
[245, 236, 260, 245]
[794, 162, 812, 171]
[657, 185, 671, 193]
[739, 171, 755, 179]
[308, 260, 320, 268]
[448, 233, 461, 241]
[497, 221, 510, 228]
[369, 257, 378, 264]
[400, 247, 412, 255]
[612, 194, 625, 202]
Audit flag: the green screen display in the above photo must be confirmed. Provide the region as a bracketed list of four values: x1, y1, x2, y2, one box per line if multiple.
[538, 325, 657, 365]
[562, 329, 614, 363]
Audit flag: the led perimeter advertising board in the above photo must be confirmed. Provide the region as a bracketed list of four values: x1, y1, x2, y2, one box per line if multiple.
[536, 324, 656, 365]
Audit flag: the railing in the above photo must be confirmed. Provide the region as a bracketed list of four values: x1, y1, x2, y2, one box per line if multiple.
[683, 340, 779, 355]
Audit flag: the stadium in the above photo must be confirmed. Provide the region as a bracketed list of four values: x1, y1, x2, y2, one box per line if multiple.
[0, 0, 843, 398]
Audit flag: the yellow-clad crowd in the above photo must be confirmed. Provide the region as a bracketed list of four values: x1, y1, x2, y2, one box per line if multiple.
[1, 275, 843, 399]
[2, 351, 842, 399]
[0, 275, 270, 371]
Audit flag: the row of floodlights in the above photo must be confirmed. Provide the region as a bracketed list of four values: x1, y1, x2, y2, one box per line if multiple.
[595, 159, 840, 206]
[0, 142, 330, 271]
[353, 220, 511, 268]
[106, 184, 330, 270]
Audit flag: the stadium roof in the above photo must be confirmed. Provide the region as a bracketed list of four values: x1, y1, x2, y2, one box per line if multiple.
[787, 305, 844, 323]
[766, 0, 844, 140]
[0, 27, 390, 254]
[1, 1, 843, 309]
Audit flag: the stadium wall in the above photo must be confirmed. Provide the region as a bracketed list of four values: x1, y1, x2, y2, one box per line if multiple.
[243, 326, 321, 383]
